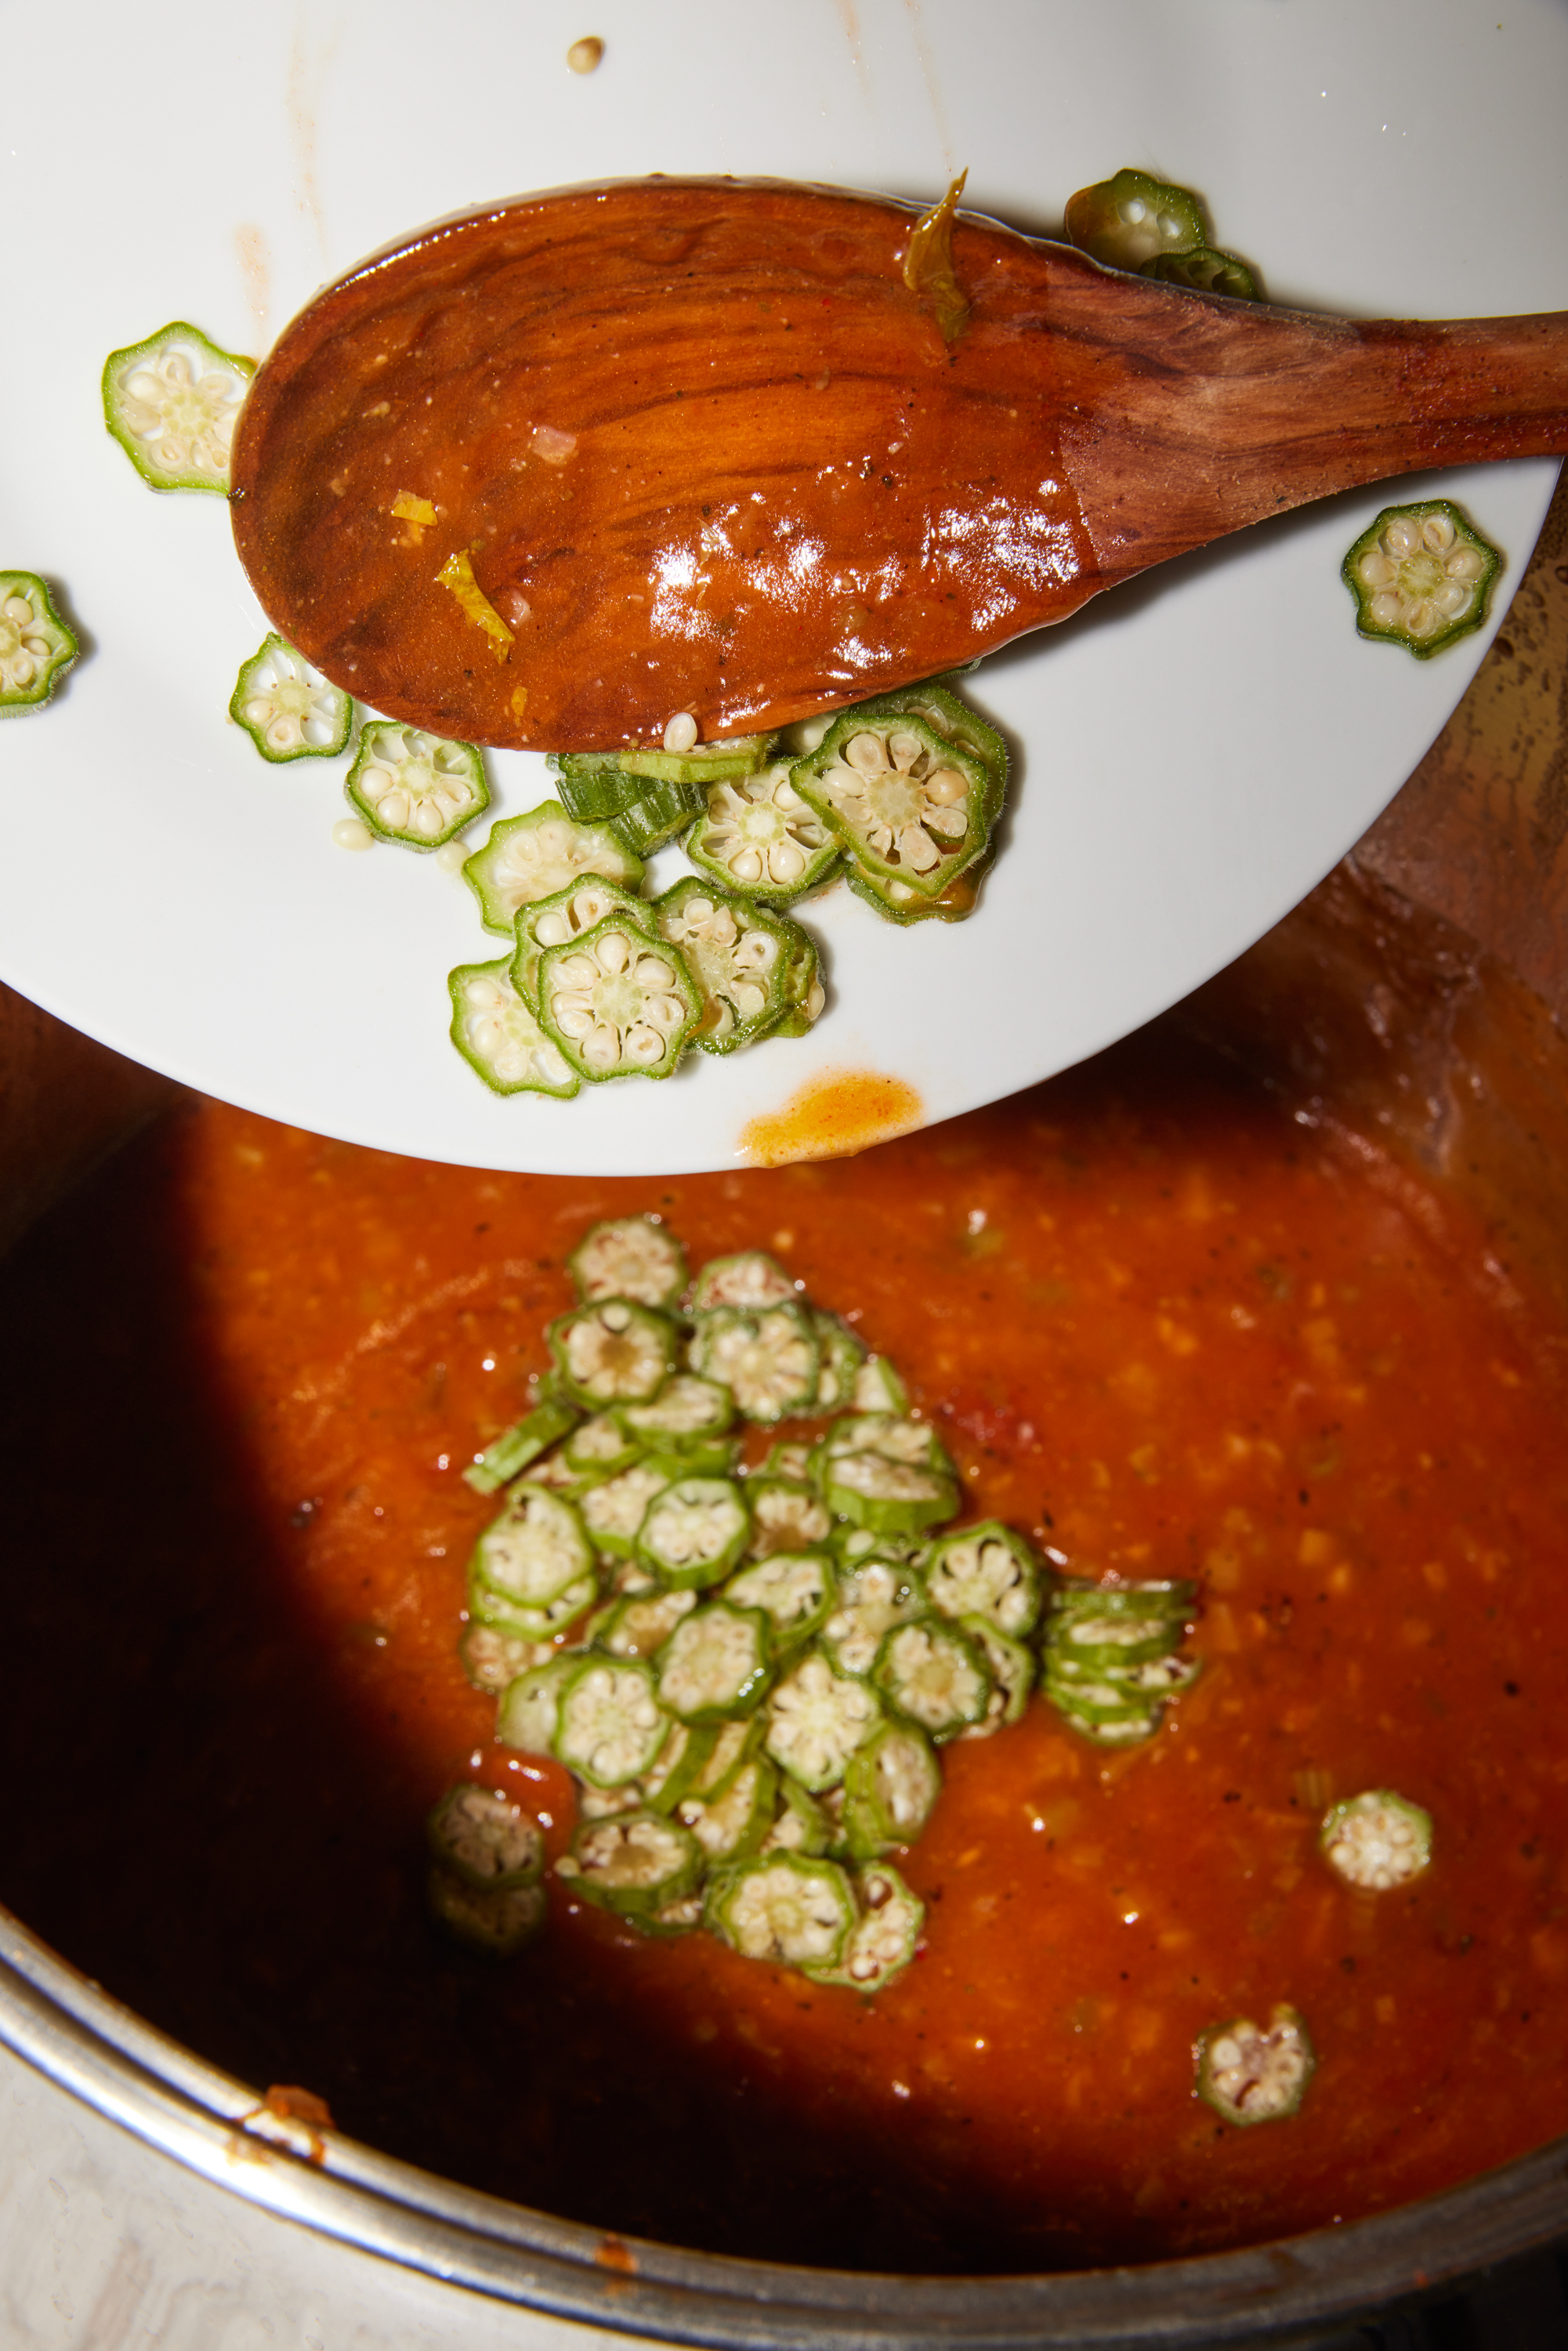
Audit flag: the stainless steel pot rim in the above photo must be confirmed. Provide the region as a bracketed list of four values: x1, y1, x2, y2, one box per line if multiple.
[2, 1904, 1565, 2350]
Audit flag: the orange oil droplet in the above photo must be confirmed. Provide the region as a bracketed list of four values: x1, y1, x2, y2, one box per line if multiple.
[738, 1068, 924, 1168]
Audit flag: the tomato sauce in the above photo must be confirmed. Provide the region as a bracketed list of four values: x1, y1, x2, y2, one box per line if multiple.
[2, 1029, 1566, 2274]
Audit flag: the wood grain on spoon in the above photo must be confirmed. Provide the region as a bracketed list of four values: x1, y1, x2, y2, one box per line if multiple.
[229, 177, 1568, 752]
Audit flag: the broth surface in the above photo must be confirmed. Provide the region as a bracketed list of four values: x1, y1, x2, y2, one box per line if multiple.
[2, 1032, 1566, 2271]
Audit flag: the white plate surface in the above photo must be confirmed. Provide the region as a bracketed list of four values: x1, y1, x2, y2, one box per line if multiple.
[1, 0, 1563, 1176]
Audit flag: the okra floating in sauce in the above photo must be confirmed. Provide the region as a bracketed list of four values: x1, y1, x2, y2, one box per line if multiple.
[228, 177, 1568, 752]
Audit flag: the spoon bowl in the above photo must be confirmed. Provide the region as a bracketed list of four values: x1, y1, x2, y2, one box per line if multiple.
[230, 176, 1568, 751]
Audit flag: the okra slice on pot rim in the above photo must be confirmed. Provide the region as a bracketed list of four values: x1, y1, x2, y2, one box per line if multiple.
[1320, 1788, 1434, 1890]
[652, 877, 793, 1055]
[706, 1852, 857, 1970]
[428, 1866, 547, 1956]
[549, 1298, 678, 1408]
[495, 1654, 577, 1755]
[458, 1621, 557, 1694]
[553, 1655, 668, 1788]
[805, 1863, 924, 1993]
[654, 1599, 773, 1723]
[229, 633, 353, 761]
[348, 722, 488, 848]
[427, 1784, 545, 1892]
[464, 1392, 581, 1496]
[923, 1521, 1045, 1639]
[819, 1556, 927, 1679]
[871, 1614, 992, 1743]
[636, 1476, 752, 1589]
[1196, 2005, 1315, 2126]
[765, 1647, 883, 1791]
[512, 876, 650, 1011]
[683, 761, 842, 901]
[463, 801, 645, 937]
[579, 1458, 679, 1558]
[617, 1373, 734, 1450]
[537, 914, 701, 1081]
[791, 709, 991, 899]
[692, 1251, 798, 1310]
[725, 1551, 836, 1654]
[590, 1585, 697, 1659]
[690, 1301, 820, 1424]
[1063, 168, 1208, 272]
[448, 961, 581, 1099]
[102, 321, 255, 491]
[744, 1476, 834, 1559]
[570, 1217, 689, 1312]
[841, 1718, 943, 1857]
[0, 574, 78, 717]
[676, 1754, 778, 1863]
[469, 1481, 596, 1614]
[958, 1617, 1036, 1737]
[557, 1810, 703, 1918]
[1342, 500, 1501, 661]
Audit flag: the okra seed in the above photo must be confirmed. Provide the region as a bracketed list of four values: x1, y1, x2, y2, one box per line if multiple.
[332, 818, 374, 850]
[664, 711, 699, 753]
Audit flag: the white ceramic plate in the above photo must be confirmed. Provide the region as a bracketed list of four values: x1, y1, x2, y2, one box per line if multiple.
[2, 0, 1563, 1176]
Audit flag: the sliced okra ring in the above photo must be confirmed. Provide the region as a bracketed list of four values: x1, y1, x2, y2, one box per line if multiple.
[617, 1372, 734, 1448]
[427, 1784, 545, 1892]
[852, 1356, 908, 1415]
[764, 1647, 884, 1791]
[652, 876, 793, 1056]
[549, 1298, 679, 1409]
[729, 1561, 842, 1655]
[428, 1865, 547, 1956]
[469, 1481, 596, 1617]
[761, 1774, 834, 1858]
[458, 1621, 557, 1694]
[554, 1655, 668, 1788]
[831, 1524, 927, 1576]
[557, 1809, 703, 1918]
[1195, 2005, 1315, 2127]
[676, 1754, 778, 1863]
[512, 877, 650, 1012]
[590, 1585, 698, 1659]
[550, 753, 703, 851]
[805, 1862, 923, 1992]
[564, 1411, 645, 1479]
[807, 1313, 866, 1415]
[766, 918, 827, 1038]
[469, 1560, 599, 1643]
[956, 1617, 1035, 1739]
[759, 1439, 816, 1483]
[684, 1715, 762, 1803]
[495, 1654, 578, 1755]
[691, 1251, 798, 1311]
[818, 1557, 927, 1680]
[1143, 246, 1257, 299]
[449, 960, 581, 1100]
[683, 760, 842, 901]
[820, 1412, 953, 1475]
[0, 573, 78, 716]
[577, 1780, 647, 1820]
[570, 1216, 689, 1312]
[537, 914, 701, 1082]
[640, 1715, 719, 1814]
[229, 633, 353, 762]
[923, 1521, 1044, 1639]
[636, 1476, 752, 1589]
[518, 1442, 581, 1492]
[744, 1476, 834, 1559]
[1043, 1677, 1162, 1746]
[654, 1599, 773, 1724]
[791, 710, 990, 900]
[1063, 168, 1208, 272]
[1048, 1578, 1196, 1617]
[1320, 1789, 1434, 1890]
[871, 1614, 991, 1743]
[619, 731, 777, 786]
[846, 841, 994, 926]
[821, 1448, 959, 1538]
[602, 778, 706, 857]
[1342, 500, 1502, 661]
[348, 722, 489, 849]
[1048, 1616, 1184, 1670]
[1130, 1652, 1204, 1696]
[102, 321, 255, 491]
[636, 1890, 706, 1938]
[463, 800, 645, 938]
[690, 1301, 820, 1424]
[840, 1719, 942, 1857]
[579, 1458, 679, 1559]
[706, 1853, 857, 1970]
[849, 681, 1009, 828]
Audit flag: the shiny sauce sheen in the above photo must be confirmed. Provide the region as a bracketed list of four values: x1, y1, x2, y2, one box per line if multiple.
[2, 1034, 1566, 2272]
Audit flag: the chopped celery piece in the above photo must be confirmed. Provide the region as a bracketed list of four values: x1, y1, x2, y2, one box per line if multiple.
[1320, 1789, 1434, 1890]
[653, 877, 793, 1055]
[448, 960, 581, 1099]
[348, 722, 487, 849]
[102, 321, 254, 491]
[229, 633, 352, 762]
[427, 1784, 544, 1892]
[571, 1217, 689, 1310]
[683, 761, 841, 901]
[1196, 2005, 1315, 2127]
[1342, 500, 1502, 661]
[537, 913, 701, 1081]
[463, 800, 644, 938]
[0, 574, 78, 716]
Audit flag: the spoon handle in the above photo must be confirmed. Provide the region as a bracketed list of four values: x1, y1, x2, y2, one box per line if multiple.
[1057, 288, 1568, 583]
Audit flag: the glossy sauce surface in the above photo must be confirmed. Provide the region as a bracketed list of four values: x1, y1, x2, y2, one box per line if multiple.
[2, 1034, 1566, 2272]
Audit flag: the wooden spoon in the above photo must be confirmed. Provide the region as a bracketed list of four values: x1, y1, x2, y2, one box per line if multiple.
[230, 177, 1568, 752]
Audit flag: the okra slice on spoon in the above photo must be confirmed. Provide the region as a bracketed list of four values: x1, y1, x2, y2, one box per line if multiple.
[537, 915, 701, 1083]
[448, 960, 581, 1099]
[0, 573, 78, 716]
[229, 632, 353, 762]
